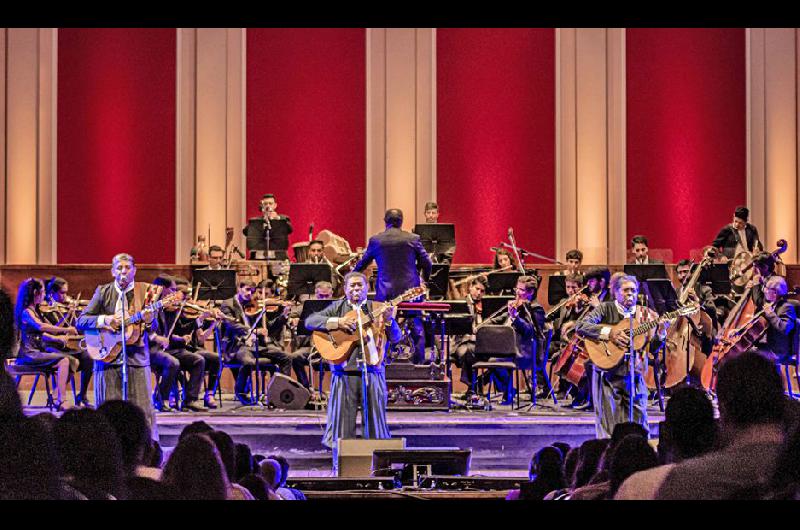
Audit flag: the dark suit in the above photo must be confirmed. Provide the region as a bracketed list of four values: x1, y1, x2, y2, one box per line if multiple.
[354, 227, 432, 363]
[76, 282, 158, 438]
[712, 223, 760, 259]
[759, 298, 796, 361]
[219, 296, 293, 399]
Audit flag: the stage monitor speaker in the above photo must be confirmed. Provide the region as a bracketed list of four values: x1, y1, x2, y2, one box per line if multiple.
[266, 373, 311, 410]
[337, 437, 406, 477]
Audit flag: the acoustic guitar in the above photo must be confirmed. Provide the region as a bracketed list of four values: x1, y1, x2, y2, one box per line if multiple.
[82, 292, 180, 363]
[584, 304, 699, 371]
[312, 287, 427, 366]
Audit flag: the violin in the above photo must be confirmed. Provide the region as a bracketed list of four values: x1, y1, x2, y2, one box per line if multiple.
[243, 298, 292, 317]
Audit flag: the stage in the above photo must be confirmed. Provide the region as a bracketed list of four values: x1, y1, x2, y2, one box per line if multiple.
[23, 392, 664, 477]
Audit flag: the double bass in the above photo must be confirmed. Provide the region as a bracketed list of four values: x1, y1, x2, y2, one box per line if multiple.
[653, 250, 715, 389]
[701, 239, 788, 391]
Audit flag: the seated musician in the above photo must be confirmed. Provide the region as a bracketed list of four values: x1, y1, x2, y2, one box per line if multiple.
[148, 275, 206, 412]
[547, 273, 592, 409]
[628, 235, 664, 265]
[76, 253, 159, 438]
[254, 279, 306, 389]
[243, 193, 293, 260]
[748, 252, 777, 309]
[450, 278, 486, 399]
[575, 274, 669, 438]
[464, 276, 545, 405]
[675, 258, 719, 333]
[712, 206, 761, 260]
[220, 279, 293, 405]
[306, 240, 339, 292]
[204, 245, 229, 270]
[42, 276, 94, 407]
[14, 278, 80, 411]
[304, 271, 402, 470]
[422, 201, 455, 264]
[289, 281, 335, 390]
[555, 249, 583, 276]
[493, 248, 517, 271]
[756, 276, 797, 365]
[584, 267, 612, 306]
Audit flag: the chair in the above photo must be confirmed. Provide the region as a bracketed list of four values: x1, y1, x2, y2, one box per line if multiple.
[6, 360, 59, 410]
[217, 358, 277, 404]
[777, 317, 800, 399]
[471, 325, 521, 409]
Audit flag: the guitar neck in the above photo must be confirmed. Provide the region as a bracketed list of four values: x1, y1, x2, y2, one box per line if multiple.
[124, 300, 163, 325]
[631, 309, 681, 336]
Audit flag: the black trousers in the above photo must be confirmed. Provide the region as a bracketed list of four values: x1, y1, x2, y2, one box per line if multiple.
[151, 349, 205, 402]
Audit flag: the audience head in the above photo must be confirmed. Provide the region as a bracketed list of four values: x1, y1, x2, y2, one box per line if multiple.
[163, 433, 228, 500]
[97, 400, 151, 476]
[267, 454, 291, 487]
[234, 442, 254, 482]
[178, 420, 214, 442]
[551, 442, 571, 459]
[659, 385, 716, 462]
[0, 417, 61, 500]
[0, 371, 24, 422]
[148, 440, 164, 469]
[572, 439, 611, 489]
[607, 434, 659, 498]
[238, 473, 271, 501]
[260, 459, 282, 490]
[207, 430, 237, 483]
[53, 409, 126, 500]
[563, 448, 580, 488]
[529, 446, 564, 483]
[716, 350, 785, 432]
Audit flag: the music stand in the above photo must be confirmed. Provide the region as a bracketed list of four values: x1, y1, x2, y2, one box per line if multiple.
[192, 269, 237, 301]
[288, 264, 332, 299]
[297, 299, 337, 335]
[486, 272, 522, 295]
[427, 264, 450, 299]
[245, 218, 290, 260]
[640, 278, 679, 314]
[623, 263, 669, 283]
[414, 223, 456, 262]
[547, 276, 567, 306]
[698, 263, 731, 295]
[481, 295, 514, 321]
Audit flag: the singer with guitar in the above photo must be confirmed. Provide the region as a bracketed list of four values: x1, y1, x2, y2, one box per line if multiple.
[76, 253, 162, 439]
[575, 274, 671, 438]
[305, 271, 403, 471]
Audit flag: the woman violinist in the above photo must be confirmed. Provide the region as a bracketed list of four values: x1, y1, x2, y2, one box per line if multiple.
[41, 277, 94, 407]
[14, 278, 80, 410]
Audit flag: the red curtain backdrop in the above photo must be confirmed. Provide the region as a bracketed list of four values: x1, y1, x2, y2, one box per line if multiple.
[437, 28, 555, 265]
[246, 28, 366, 253]
[57, 28, 176, 264]
[626, 28, 746, 262]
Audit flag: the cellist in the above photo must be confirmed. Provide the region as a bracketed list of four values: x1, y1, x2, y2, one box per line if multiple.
[755, 276, 796, 364]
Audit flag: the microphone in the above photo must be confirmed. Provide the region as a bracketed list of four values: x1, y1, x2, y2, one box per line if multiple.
[308, 222, 314, 242]
[508, 227, 514, 240]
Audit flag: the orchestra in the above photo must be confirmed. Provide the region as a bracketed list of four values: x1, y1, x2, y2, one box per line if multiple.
[13, 196, 799, 435]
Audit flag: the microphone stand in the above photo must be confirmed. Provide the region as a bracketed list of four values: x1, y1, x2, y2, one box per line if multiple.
[120, 286, 129, 401]
[627, 306, 636, 423]
[263, 209, 272, 261]
[354, 303, 371, 439]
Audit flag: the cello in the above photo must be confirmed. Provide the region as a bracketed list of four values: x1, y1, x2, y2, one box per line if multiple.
[701, 239, 788, 391]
